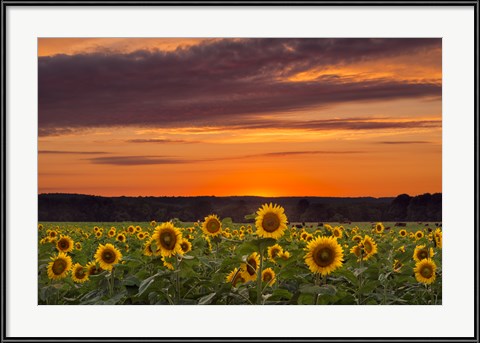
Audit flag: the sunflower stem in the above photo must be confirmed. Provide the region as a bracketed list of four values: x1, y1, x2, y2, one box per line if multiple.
[109, 267, 115, 298]
[313, 274, 320, 305]
[256, 245, 264, 305]
[429, 284, 435, 305]
[358, 252, 363, 305]
[175, 256, 181, 304]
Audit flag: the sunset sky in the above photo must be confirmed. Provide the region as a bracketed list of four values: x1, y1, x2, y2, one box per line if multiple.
[38, 38, 441, 197]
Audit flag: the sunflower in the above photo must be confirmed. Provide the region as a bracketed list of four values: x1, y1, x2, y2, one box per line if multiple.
[200, 214, 222, 237]
[75, 242, 82, 251]
[94, 243, 122, 271]
[71, 263, 89, 283]
[47, 230, 57, 239]
[162, 256, 175, 270]
[414, 258, 437, 284]
[398, 229, 407, 237]
[137, 232, 146, 240]
[143, 239, 157, 256]
[179, 238, 192, 255]
[375, 222, 385, 234]
[127, 225, 135, 234]
[362, 235, 378, 260]
[255, 203, 288, 239]
[152, 222, 183, 257]
[332, 227, 343, 239]
[393, 259, 403, 273]
[300, 232, 309, 241]
[93, 226, 100, 232]
[108, 228, 116, 238]
[415, 231, 424, 240]
[47, 252, 72, 280]
[434, 229, 442, 248]
[262, 267, 276, 286]
[279, 251, 291, 260]
[95, 231, 103, 238]
[116, 233, 126, 243]
[56, 235, 74, 253]
[304, 236, 344, 276]
[226, 267, 245, 287]
[413, 245, 435, 262]
[352, 234, 363, 244]
[398, 245, 406, 253]
[150, 220, 156, 227]
[350, 245, 362, 260]
[241, 252, 260, 282]
[135, 226, 142, 233]
[267, 244, 283, 261]
[86, 261, 103, 276]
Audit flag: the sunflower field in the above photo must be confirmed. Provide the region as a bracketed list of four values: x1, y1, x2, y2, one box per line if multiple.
[38, 203, 442, 305]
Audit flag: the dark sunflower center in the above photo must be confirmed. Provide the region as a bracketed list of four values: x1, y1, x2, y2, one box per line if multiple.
[418, 250, 428, 260]
[52, 259, 67, 275]
[246, 259, 257, 275]
[417, 233, 422, 238]
[263, 273, 272, 282]
[262, 213, 280, 233]
[75, 267, 86, 279]
[421, 266, 433, 278]
[364, 241, 373, 254]
[313, 246, 335, 267]
[59, 240, 69, 249]
[160, 231, 176, 249]
[119, 236, 124, 241]
[180, 242, 189, 251]
[206, 219, 220, 233]
[233, 273, 244, 287]
[271, 248, 280, 258]
[102, 250, 116, 263]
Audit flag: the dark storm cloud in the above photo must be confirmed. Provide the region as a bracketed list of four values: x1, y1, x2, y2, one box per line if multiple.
[39, 38, 441, 134]
[85, 150, 365, 166]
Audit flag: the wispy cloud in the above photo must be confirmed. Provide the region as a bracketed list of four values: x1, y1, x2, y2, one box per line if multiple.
[87, 156, 187, 166]
[377, 140, 433, 145]
[84, 150, 365, 166]
[126, 138, 200, 144]
[39, 150, 109, 155]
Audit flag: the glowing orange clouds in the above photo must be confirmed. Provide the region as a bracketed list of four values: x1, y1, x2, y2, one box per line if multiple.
[38, 38, 441, 197]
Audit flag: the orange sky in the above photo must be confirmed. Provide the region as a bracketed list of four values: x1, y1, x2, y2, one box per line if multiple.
[38, 38, 441, 197]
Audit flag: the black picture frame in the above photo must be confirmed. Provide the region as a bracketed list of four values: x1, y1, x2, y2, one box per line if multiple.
[1, 0, 478, 342]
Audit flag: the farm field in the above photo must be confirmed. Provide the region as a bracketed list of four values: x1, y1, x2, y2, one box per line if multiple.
[38, 206, 442, 305]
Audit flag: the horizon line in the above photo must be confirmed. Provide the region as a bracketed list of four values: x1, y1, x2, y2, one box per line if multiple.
[38, 192, 442, 199]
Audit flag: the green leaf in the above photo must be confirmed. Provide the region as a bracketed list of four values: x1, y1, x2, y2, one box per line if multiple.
[244, 213, 256, 220]
[137, 271, 164, 297]
[269, 289, 292, 301]
[197, 292, 216, 305]
[353, 267, 368, 277]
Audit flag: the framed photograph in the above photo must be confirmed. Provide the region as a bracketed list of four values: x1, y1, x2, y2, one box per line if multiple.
[2, 1, 478, 341]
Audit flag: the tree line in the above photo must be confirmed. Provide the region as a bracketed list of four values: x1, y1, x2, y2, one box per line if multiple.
[38, 193, 441, 223]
